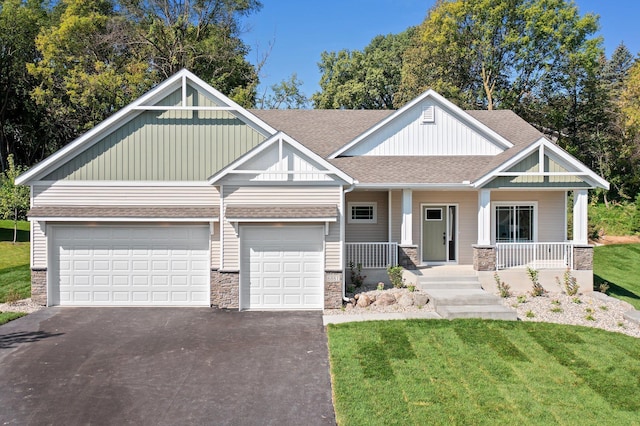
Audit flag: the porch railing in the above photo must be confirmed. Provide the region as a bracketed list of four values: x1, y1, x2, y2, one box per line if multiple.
[496, 242, 573, 270]
[345, 242, 398, 269]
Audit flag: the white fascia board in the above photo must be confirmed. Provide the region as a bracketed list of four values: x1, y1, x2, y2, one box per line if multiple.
[16, 69, 276, 185]
[208, 131, 354, 185]
[225, 217, 337, 223]
[473, 137, 609, 189]
[28, 217, 219, 222]
[34, 180, 213, 187]
[328, 89, 513, 159]
[354, 183, 473, 190]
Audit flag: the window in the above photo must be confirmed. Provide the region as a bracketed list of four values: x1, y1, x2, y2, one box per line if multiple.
[495, 204, 535, 242]
[425, 208, 443, 221]
[348, 202, 377, 223]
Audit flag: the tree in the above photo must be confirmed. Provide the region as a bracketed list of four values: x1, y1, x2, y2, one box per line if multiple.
[396, 0, 600, 111]
[0, 155, 30, 243]
[257, 73, 309, 109]
[119, 0, 262, 106]
[312, 28, 415, 109]
[620, 62, 640, 132]
[0, 0, 48, 171]
[27, 0, 154, 145]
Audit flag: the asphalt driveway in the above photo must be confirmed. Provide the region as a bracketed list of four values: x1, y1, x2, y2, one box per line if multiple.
[0, 308, 336, 425]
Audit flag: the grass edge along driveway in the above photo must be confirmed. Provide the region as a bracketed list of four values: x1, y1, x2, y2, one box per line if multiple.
[328, 319, 640, 426]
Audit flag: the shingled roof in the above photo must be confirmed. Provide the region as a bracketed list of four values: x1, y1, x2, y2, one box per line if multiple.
[251, 108, 545, 185]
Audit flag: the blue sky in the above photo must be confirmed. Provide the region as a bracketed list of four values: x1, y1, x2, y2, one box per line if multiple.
[241, 1, 639, 101]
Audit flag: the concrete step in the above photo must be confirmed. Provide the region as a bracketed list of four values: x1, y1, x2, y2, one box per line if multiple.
[419, 282, 482, 290]
[419, 275, 479, 284]
[436, 305, 518, 321]
[424, 289, 501, 306]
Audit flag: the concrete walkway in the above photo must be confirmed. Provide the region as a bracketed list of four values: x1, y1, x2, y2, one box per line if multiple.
[323, 311, 440, 325]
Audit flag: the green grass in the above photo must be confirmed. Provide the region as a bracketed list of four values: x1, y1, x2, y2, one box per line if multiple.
[594, 244, 640, 310]
[328, 319, 640, 426]
[0, 311, 26, 325]
[0, 220, 30, 303]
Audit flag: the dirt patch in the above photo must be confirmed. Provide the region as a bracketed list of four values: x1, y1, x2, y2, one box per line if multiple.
[591, 235, 640, 245]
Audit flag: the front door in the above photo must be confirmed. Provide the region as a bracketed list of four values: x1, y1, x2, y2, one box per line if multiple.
[422, 205, 457, 263]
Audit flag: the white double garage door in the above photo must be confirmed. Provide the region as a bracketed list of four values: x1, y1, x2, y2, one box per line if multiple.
[50, 224, 324, 309]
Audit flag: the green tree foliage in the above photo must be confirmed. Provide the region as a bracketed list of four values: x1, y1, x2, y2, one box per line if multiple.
[27, 0, 155, 145]
[119, 0, 261, 106]
[257, 73, 309, 109]
[313, 28, 415, 109]
[0, 0, 49, 170]
[0, 154, 30, 243]
[397, 0, 600, 111]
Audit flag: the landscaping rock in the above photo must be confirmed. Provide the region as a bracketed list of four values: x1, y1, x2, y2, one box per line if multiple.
[397, 294, 414, 307]
[414, 294, 430, 306]
[374, 293, 396, 306]
[357, 294, 372, 308]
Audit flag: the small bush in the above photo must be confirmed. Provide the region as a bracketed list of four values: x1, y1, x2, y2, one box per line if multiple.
[407, 285, 416, 292]
[556, 269, 579, 296]
[572, 297, 582, 304]
[550, 307, 563, 313]
[349, 262, 366, 288]
[599, 305, 608, 311]
[585, 314, 596, 321]
[3, 289, 22, 304]
[525, 310, 535, 318]
[527, 267, 546, 297]
[387, 265, 405, 288]
[517, 295, 527, 304]
[598, 282, 610, 294]
[376, 282, 384, 291]
[551, 299, 561, 306]
[493, 272, 511, 298]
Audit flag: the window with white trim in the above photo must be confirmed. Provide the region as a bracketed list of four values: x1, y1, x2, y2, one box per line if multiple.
[495, 204, 535, 242]
[348, 202, 377, 224]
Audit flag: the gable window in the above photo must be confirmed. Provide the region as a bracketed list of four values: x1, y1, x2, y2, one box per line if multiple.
[348, 202, 377, 224]
[494, 204, 535, 242]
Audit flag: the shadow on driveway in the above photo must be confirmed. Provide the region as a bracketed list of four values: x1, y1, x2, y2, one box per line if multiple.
[0, 308, 335, 425]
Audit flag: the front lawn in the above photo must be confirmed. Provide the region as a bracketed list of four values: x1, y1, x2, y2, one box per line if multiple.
[594, 244, 640, 310]
[328, 319, 640, 425]
[0, 312, 26, 325]
[0, 220, 31, 303]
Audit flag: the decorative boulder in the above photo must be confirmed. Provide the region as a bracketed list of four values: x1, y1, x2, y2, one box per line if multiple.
[374, 293, 396, 306]
[414, 294, 430, 306]
[397, 294, 414, 307]
[357, 294, 372, 308]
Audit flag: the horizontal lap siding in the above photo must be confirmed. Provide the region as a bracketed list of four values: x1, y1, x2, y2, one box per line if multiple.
[345, 191, 388, 242]
[32, 221, 47, 268]
[492, 191, 566, 242]
[222, 186, 342, 271]
[412, 191, 477, 265]
[32, 185, 219, 205]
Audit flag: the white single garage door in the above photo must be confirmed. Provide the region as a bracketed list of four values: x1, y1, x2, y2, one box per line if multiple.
[51, 225, 210, 306]
[240, 225, 324, 310]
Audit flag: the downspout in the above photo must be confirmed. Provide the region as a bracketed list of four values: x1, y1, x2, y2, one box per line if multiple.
[341, 182, 357, 302]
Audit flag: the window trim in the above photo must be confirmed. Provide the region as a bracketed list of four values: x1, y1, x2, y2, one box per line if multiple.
[347, 202, 377, 224]
[424, 207, 443, 221]
[491, 201, 538, 243]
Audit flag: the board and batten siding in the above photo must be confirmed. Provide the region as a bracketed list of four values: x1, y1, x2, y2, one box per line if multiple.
[221, 186, 342, 271]
[43, 109, 267, 181]
[32, 185, 219, 205]
[342, 100, 504, 156]
[487, 152, 587, 188]
[345, 191, 388, 242]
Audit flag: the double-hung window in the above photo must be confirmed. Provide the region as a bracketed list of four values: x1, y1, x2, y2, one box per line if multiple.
[495, 204, 535, 242]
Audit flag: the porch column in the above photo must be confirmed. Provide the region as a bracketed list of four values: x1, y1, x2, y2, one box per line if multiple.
[573, 189, 588, 245]
[401, 189, 412, 245]
[477, 189, 491, 245]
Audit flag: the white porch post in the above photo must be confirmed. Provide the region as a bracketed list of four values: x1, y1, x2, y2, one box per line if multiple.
[573, 189, 588, 245]
[401, 189, 413, 245]
[477, 189, 491, 245]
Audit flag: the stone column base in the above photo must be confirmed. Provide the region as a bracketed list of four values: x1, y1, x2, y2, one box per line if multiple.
[573, 245, 594, 270]
[31, 268, 47, 306]
[473, 245, 496, 271]
[325, 271, 343, 309]
[398, 245, 419, 270]
[210, 270, 239, 309]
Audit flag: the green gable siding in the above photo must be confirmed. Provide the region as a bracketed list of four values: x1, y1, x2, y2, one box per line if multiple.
[155, 86, 220, 107]
[44, 109, 267, 181]
[488, 152, 587, 187]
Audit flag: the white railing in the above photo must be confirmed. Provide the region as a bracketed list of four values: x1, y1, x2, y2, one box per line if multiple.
[496, 242, 573, 270]
[345, 242, 398, 269]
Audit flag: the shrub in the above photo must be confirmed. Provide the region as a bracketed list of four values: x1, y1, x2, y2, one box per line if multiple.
[493, 272, 511, 298]
[407, 285, 416, 292]
[525, 310, 535, 318]
[598, 282, 610, 294]
[349, 262, 366, 288]
[556, 269, 579, 296]
[526, 267, 546, 296]
[517, 295, 527, 304]
[387, 265, 405, 288]
[376, 282, 384, 291]
[3, 288, 22, 304]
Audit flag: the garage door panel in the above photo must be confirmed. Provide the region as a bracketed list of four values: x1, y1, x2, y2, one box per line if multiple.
[53, 225, 210, 306]
[241, 225, 324, 310]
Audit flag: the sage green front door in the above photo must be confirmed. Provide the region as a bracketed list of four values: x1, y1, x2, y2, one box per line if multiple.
[422, 206, 456, 262]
